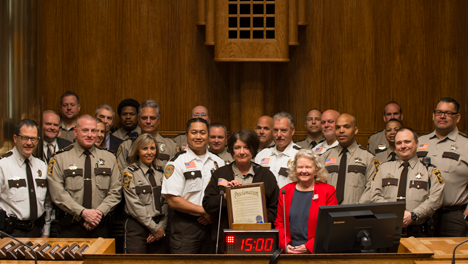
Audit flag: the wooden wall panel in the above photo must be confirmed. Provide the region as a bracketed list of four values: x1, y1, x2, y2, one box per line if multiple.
[38, 0, 467, 147]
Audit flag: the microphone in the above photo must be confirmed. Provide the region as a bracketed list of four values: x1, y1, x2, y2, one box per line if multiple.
[452, 238, 468, 264]
[423, 157, 431, 169]
[0, 230, 37, 264]
[215, 190, 225, 254]
[281, 189, 287, 254]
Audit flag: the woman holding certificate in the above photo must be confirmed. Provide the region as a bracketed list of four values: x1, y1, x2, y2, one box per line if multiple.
[275, 149, 338, 254]
[203, 130, 279, 252]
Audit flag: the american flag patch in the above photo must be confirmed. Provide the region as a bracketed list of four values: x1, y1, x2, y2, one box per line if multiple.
[260, 158, 270, 165]
[185, 162, 196, 169]
[182, 144, 187, 149]
[418, 144, 428, 150]
[314, 147, 323, 153]
[325, 158, 336, 165]
[218, 178, 228, 186]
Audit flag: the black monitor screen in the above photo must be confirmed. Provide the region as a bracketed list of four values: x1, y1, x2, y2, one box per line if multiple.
[313, 202, 405, 254]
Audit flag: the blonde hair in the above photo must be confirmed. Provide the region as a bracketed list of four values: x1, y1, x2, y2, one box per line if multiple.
[288, 149, 328, 183]
[128, 134, 159, 168]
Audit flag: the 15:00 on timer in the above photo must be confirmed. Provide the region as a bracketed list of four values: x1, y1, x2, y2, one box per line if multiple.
[224, 230, 279, 254]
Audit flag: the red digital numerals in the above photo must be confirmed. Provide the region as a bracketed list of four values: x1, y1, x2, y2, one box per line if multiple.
[240, 238, 274, 251]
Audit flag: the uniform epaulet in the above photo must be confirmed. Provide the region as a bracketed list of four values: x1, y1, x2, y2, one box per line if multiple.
[155, 166, 164, 173]
[170, 150, 186, 162]
[160, 133, 170, 139]
[209, 151, 222, 159]
[173, 132, 186, 138]
[368, 129, 384, 139]
[0, 151, 13, 159]
[264, 145, 275, 149]
[56, 144, 74, 155]
[318, 138, 326, 144]
[127, 164, 139, 172]
[359, 145, 374, 155]
[418, 159, 436, 169]
[459, 132, 468, 139]
[418, 131, 433, 138]
[295, 138, 307, 143]
[293, 145, 302, 150]
[95, 145, 114, 153]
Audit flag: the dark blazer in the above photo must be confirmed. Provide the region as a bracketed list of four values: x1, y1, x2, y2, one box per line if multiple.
[36, 137, 72, 162]
[274, 182, 338, 253]
[109, 134, 123, 154]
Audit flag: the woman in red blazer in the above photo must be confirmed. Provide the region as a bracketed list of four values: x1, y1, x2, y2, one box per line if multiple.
[274, 149, 338, 254]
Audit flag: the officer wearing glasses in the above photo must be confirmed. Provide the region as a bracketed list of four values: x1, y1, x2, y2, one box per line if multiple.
[418, 97, 468, 237]
[0, 119, 52, 238]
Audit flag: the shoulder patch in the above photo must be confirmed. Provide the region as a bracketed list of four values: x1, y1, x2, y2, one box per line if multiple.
[0, 151, 13, 159]
[293, 145, 302, 150]
[176, 145, 180, 152]
[123, 172, 134, 190]
[116, 145, 122, 158]
[170, 150, 186, 162]
[432, 169, 444, 184]
[165, 165, 174, 179]
[48, 159, 56, 175]
[373, 158, 380, 174]
[128, 164, 139, 172]
[56, 144, 74, 155]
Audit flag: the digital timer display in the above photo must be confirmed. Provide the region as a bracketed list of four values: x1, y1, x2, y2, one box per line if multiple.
[224, 229, 279, 254]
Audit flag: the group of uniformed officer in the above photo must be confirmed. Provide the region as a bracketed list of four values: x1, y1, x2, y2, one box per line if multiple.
[0, 91, 466, 254]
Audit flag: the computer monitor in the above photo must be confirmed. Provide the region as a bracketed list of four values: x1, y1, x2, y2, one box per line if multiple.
[313, 202, 405, 254]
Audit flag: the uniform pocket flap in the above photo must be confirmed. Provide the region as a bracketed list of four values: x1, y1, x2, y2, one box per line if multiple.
[135, 185, 153, 194]
[348, 165, 366, 174]
[8, 179, 27, 189]
[409, 180, 428, 190]
[417, 151, 428, 158]
[64, 169, 83, 177]
[326, 165, 339, 173]
[159, 153, 170, 161]
[381, 178, 398, 186]
[94, 167, 111, 176]
[35, 179, 48, 188]
[278, 167, 289, 177]
[442, 151, 460, 161]
[183, 170, 202, 180]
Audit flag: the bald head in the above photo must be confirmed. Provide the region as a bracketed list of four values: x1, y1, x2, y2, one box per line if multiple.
[191, 105, 210, 124]
[255, 115, 274, 149]
[74, 114, 97, 150]
[321, 109, 340, 140]
[335, 113, 358, 148]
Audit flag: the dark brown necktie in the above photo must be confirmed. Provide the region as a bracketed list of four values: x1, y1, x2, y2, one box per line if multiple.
[83, 150, 92, 209]
[336, 148, 348, 204]
[389, 152, 397, 161]
[25, 159, 38, 222]
[310, 141, 317, 149]
[397, 161, 409, 201]
[147, 168, 162, 212]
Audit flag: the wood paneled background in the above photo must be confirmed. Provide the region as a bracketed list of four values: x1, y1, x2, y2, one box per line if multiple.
[37, 0, 468, 146]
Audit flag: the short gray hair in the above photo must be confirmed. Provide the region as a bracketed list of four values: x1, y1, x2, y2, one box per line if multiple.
[95, 104, 115, 119]
[43, 110, 61, 122]
[273, 111, 294, 128]
[138, 100, 161, 118]
[288, 149, 328, 183]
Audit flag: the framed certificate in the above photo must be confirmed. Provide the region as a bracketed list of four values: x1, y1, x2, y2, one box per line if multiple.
[226, 183, 269, 229]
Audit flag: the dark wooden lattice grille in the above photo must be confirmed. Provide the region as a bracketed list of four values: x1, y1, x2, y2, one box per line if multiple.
[228, 0, 275, 39]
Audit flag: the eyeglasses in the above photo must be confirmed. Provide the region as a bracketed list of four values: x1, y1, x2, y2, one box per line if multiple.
[434, 110, 458, 117]
[17, 135, 39, 143]
[193, 113, 207, 117]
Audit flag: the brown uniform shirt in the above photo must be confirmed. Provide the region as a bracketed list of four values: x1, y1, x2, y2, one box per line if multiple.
[47, 143, 122, 217]
[58, 120, 76, 142]
[418, 127, 468, 206]
[295, 135, 325, 149]
[122, 162, 167, 234]
[320, 141, 378, 205]
[112, 126, 142, 141]
[371, 155, 444, 224]
[117, 132, 178, 171]
[367, 129, 389, 155]
[210, 149, 234, 165]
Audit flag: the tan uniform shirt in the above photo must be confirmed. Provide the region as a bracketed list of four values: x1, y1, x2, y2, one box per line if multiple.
[112, 126, 142, 141]
[122, 162, 167, 234]
[371, 155, 444, 224]
[374, 148, 398, 163]
[418, 127, 468, 206]
[232, 162, 255, 184]
[258, 141, 275, 152]
[295, 135, 325, 149]
[367, 129, 389, 155]
[210, 149, 234, 165]
[58, 120, 76, 142]
[47, 143, 122, 217]
[117, 132, 178, 170]
[173, 133, 188, 151]
[320, 141, 378, 204]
